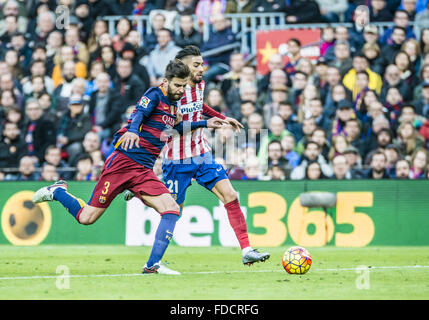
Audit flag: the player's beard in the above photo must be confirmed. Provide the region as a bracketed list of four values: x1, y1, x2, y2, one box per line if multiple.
[191, 72, 203, 84]
[167, 85, 183, 101]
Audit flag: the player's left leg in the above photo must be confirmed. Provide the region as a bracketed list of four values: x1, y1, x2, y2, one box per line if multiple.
[210, 179, 270, 265]
[195, 155, 270, 265]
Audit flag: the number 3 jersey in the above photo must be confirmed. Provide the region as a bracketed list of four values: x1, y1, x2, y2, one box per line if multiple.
[164, 80, 226, 160]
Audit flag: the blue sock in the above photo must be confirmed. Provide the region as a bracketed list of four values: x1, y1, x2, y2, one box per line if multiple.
[146, 213, 179, 268]
[53, 188, 85, 220]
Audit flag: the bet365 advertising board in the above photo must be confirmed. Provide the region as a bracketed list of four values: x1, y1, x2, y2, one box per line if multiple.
[1, 180, 428, 247]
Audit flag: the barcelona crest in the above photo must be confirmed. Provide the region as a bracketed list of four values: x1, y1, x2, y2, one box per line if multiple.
[99, 196, 107, 204]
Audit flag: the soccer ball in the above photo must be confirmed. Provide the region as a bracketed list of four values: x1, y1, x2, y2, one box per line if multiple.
[282, 246, 312, 274]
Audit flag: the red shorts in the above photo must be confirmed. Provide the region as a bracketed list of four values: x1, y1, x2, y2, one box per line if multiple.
[88, 151, 170, 208]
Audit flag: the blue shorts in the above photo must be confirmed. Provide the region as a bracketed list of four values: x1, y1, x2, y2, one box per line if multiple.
[162, 153, 228, 205]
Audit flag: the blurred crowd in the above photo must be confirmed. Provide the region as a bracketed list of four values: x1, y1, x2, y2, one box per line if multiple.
[1, 0, 429, 182]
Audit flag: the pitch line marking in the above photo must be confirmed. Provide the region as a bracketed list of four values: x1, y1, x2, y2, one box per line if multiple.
[1, 265, 429, 281]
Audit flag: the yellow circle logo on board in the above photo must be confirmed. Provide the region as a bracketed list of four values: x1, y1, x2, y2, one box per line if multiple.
[1, 191, 51, 245]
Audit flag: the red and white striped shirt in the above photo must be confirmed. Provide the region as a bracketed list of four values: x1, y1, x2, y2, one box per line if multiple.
[165, 80, 226, 160]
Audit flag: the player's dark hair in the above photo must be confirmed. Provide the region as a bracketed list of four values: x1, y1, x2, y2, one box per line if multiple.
[175, 45, 201, 61]
[165, 59, 190, 80]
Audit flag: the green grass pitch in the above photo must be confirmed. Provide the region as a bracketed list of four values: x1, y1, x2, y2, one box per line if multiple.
[1, 245, 429, 300]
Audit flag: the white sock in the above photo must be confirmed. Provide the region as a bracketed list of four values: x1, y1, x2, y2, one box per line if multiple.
[242, 246, 253, 256]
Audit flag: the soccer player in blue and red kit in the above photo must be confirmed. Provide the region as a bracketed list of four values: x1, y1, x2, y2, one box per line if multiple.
[125, 46, 270, 265]
[33, 60, 226, 274]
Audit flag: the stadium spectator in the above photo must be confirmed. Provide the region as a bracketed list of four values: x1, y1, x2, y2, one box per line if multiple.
[283, 0, 323, 23]
[89, 72, 122, 140]
[74, 153, 98, 181]
[328, 40, 353, 77]
[344, 118, 366, 156]
[362, 42, 384, 76]
[201, 13, 237, 83]
[0, 72, 23, 109]
[120, 42, 151, 90]
[331, 99, 356, 137]
[144, 12, 167, 53]
[43, 145, 72, 180]
[414, 81, 429, 118]
[263, 84, 288, 127]
[320, 26, 336, 57]
[0, 121, 27, 169]
[278, 102, 302, 141]
[414, 3, 429, 37]
[4, 155, 39, 181]
[219, 52, 245, 99]
[239, 100, 257, 127]
[195, 0, 236, 26]
[56, 96, 92, 161]
[258, 53, 284, 94]
[296, 117, 317, 154]
[343, 54, 383, 100]
[40, 162, 59, 181]
[380, 9, 416, 45]
[311, 127, 331, 160]
[395, 158, 411, 178]
[0, 0, 28, 35]
[24, 99, 56, 163]
[328, 134, 350, 162]
[305, 160, 327, 180]
[365, 128, 394, 162]
[402, 39, 422, 73]
[29, 10, 55, 44]
[309, 98, 331, 132]
[87, 19, 109, 55]
[166, 0, 197, 15]
[380, 64, 412, 103]
[105, 0, 136, 16]
[246, 112, 265, 154]
[251, 0, 285, 13]
[266, 164, 287, 180]
[258, 115, 292, 164]
[291, 140, 333, 179]
[52, 46, 88, 88]
[112, 17, 132, 54]
[283, 39, 302, 76]
[266, 140, 290, 173]
[331, 154, 352, 179]
[385, 144, 402, 176]
[113, 58, 147, 110]
[174, 14, 203, 48]
[316, 0, 347, 22]
[64, 27, 90, 66]
[241, 156, 263, 180]
[281, 134, 300, 169]
[370, 0, 394, 22]
[343, 145, 363, 170]
[409, 147, 429, 178]
[359, 150, 390, 179]
[144, 28, 181, 86]
[394, 121, 425, 156]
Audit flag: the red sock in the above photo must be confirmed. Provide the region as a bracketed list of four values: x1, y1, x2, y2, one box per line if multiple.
[224, 199, 250, 249]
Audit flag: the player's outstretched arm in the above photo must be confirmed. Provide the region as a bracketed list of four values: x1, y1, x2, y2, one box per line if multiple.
[173, 117, 227, 134]
[202, 103, 243, 132]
